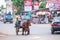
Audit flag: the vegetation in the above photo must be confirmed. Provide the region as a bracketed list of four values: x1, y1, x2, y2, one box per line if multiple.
[12, 0, 24, 15]
[39, 2, 46, 8]
[35, 0, 46, 8]
[12, 0, 46, 15]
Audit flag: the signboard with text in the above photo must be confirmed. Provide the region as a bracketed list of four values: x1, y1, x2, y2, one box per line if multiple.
[24, 0, 32, 11]
[6, 5, 12, 14]
[34, 1, 39, 10]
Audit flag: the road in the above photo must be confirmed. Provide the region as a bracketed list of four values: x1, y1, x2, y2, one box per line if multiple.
[0, 22, 60, 40]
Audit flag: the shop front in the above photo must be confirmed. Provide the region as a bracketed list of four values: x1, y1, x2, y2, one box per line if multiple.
[31, 8, 51, 24]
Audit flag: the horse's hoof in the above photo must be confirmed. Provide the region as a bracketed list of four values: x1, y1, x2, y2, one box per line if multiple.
[22, 34, 24, 35]
[27, 34, 30, 35]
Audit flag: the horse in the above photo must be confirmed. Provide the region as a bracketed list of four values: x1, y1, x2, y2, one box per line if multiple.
[22, 20, 31, 35]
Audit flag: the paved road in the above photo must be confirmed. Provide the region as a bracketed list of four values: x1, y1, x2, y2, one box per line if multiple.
[0, 22, 15, 34]
[0, 22, 60, 40]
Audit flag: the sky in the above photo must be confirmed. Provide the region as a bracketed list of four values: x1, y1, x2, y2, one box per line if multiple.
[0, 0, 6, 8]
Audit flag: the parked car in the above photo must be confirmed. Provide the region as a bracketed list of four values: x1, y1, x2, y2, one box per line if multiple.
[51, 17, 60, 34]
[3, 13, 13, 23]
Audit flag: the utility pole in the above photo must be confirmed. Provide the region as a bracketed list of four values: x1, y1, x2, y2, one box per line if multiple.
[32, 0, 34, 10]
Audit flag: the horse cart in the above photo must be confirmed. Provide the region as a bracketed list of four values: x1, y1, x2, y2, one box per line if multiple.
[15, 11, 31, 35]
[15, 19, 22, 35]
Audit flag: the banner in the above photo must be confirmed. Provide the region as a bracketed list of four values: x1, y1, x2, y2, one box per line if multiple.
[24, 0, 32, 6]
[34, 1, 39, 10]
[24, 0, 32, 11]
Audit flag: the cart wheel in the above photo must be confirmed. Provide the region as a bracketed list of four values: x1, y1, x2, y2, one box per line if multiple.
[4, 21, 6, 23]
[16, 27, 19, 35]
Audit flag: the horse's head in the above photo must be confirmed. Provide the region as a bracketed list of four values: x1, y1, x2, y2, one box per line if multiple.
[27, 20, 31, 26]
[23, 22, 26, 26]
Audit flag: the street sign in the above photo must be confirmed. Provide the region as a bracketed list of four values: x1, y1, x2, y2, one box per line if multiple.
[34, 1, 39, 10]
[24, 0, 32, 11]
[24, 6, 32, 11]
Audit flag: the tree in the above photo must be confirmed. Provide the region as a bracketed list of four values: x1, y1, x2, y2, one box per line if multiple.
[41, 0, 46, 2]
[12, 0, 24, 15]
[35, 0, 46, 8]
[12, 0, 24, 8]
[39, 2, 46, 8]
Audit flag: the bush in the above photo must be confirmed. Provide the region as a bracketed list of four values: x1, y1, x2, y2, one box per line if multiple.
[39, 2, 46, 8]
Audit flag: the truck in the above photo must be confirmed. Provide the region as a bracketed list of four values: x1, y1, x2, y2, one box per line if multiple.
[3, 13, 13, 23]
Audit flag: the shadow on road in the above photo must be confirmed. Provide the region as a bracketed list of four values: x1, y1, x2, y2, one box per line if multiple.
[54, 32, 60, 35]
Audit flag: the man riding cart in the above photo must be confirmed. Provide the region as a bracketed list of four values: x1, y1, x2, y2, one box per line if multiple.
[15, 11, 31, 35]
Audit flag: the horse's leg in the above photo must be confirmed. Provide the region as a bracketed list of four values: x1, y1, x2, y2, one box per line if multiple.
[27, 28, 30, 35]
[25, 30, 26, 35]
[22, 28, 24, 35]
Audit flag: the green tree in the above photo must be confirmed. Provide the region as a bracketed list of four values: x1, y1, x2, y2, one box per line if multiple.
[39, 2, 46, 8]
[12, 0, 24, 8]
[35, 0, 46, 8]
[41, 0, 46, 2]
[12, 0, 24, 15]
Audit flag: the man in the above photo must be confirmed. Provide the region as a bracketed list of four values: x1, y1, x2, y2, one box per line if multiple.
[15, 18, 21, 28]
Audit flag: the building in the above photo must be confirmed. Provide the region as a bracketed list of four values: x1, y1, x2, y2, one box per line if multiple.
[0, 0, 6, 8]
[46, 0, 60, 10]
[5, 0, 13, 14]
